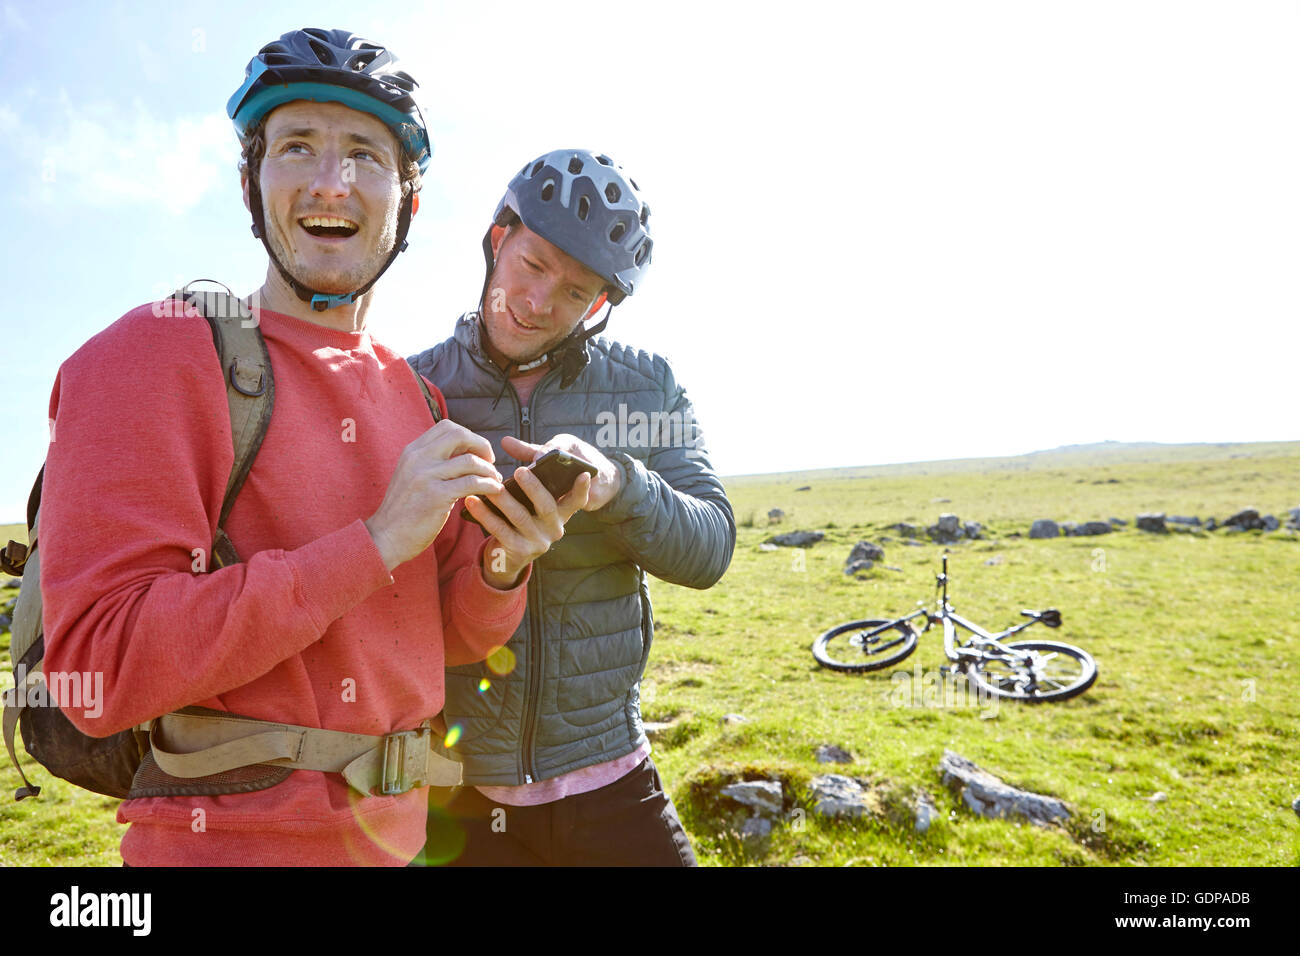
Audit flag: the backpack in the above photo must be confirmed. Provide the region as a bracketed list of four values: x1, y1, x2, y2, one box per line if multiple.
[1, 284, 449, 801]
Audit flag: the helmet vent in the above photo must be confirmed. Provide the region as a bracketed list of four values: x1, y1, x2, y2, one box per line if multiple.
[262, 52, 295, 66]
[639, 203, 650, 225]
[577, 195, 591, 221]
[308, 39, 334, 64]
[609, 221, 627, 243]
[348, 51, 377, 71]
[605, 183, 621, 203]
[568, 156, 584, 174]
[540, 179, 556, 202]
[634, 241, 650, 265]
[596, 154, 612, 166]
[531, 160, 544, 176]
[629, 177, 640, 191]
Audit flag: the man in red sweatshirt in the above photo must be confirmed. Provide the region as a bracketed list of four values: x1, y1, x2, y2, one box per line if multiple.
[38, 28, 586, 866]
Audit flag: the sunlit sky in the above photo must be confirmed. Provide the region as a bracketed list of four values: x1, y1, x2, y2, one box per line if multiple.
[1, 0, 1295, 520]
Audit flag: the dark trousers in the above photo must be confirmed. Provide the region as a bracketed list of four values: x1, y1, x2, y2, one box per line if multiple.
[414, 757, 696, 867]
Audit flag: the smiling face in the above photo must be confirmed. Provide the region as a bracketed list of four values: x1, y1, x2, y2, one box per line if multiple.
[481, 223, 608, 366]
[247, 100, 404, 299]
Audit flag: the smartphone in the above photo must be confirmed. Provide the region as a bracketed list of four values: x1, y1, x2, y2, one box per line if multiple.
[461, 448, 598, 529]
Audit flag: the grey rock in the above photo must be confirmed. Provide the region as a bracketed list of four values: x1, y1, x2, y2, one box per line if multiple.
[1, 578, 19, 588]
[902, 539, 924, 547]
[1224, 508, 1263, 530]
[809, 774, 878, 820]
[765, 530, 824, 548]
[814, 744, 854, 764]
[1108, 517, 1127, 527]
[963, 521, 983, 540]
[1292, 794, 1300, 819]
[767, 508, 786, 523]
[1263, 514, 1280, 531]
[1136, 513, 1168, 533]
[889, 522, 921, 538]
[938, 749, 1070, 826]
[1205, 517, 1218, 531]
[883, 565, 903, 572]
[758, 542, 778, 552]
[844, 559, 874, 576]
[1060, 521, 1077, 536]
[1072, 521, 1113, 537]
[795, 485, 811, 492]
[847, 540, 885, 564]
[722, 713, 749, 725]
[740, 815, 773, 841]
[722, 780, 784, 816]
[983, 555, 1004, 566]
[1167, 515, 1201, 526]
[1289, 506, 1300, 524]
[932, 497, 951, 504]
[1148, 791, 1169, 803]
[0, 613, 11, 632]
[1029, 519, 1060, 539]
[928, 512, 965, 544]
[913, 791, 939, 833]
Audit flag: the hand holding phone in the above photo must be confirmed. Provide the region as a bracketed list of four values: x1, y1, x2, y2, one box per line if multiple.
[462, 448, 598, 529]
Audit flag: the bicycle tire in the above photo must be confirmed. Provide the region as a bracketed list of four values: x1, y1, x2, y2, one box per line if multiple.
[963, 640, 1097, 703]
[813, 618, 919, 673]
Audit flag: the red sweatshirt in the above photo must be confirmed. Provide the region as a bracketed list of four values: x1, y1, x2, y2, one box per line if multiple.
[40, 302, 525, 866]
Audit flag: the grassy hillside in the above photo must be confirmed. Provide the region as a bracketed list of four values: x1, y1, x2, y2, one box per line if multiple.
[2, 443, 1297, 866]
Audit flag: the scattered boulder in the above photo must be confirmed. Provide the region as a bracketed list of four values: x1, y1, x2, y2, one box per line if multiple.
[721, 780, 784, 817]
[1263, 514, 1280, 531]
[1108, 517, 1127, 527]
[814, 744, 854, 765]
[963, 521, 983, 540]
[1205, 517, 1218, 531]
[758, 542, 778, 552]
[938, 750, 1070, 826]
[1167, 515, 1200, 526]
[1224, 508, 1264, 531]
[1060, 521, 1077, 536]
[1, 578, 19, 589]
[1069, 521, 1113, 537]
[931, 497, 951, 504]
[1136, 513, 1168, 533]
[795, 485, 811, 492]
[809, 774, 883, 820]
[722, 713, 749, 725]
[1029, 519, 1060, 539]
[764, 530, 823, 548]
[888, 522, 921, 538]
[1293, 794, 1300, 820]
[0, 613, 11, 632]
[643, 719, 679, 744]
[1147, 791, 1169, 803]
[767, 508, 785, 523]
[913, 791, 939, 833]
[928, 513, 963, 543]
[844, 540, 884, 576]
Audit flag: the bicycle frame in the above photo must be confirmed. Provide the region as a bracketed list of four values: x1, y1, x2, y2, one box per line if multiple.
[927, 554, 1047, 667]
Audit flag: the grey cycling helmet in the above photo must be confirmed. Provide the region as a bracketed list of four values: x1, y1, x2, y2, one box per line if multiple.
[494, 150, 652, 304]
[227, 28, 430, 311]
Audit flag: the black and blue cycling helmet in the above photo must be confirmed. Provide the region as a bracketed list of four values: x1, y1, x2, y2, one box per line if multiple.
[493, 149, 652, 304]
[228, 29, 431, 311]
[228, 28, 431, 172]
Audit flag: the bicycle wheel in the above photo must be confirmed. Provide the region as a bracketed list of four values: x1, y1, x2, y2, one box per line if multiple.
[813, 619, 919, 673]
[964, 640, 1097, 703]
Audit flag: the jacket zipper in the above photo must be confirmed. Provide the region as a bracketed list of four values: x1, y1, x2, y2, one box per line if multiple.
[466, 327, 561, 785]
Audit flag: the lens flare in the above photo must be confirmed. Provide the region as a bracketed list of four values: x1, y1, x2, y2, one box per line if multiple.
[485, 645, 517, 676]
[443, 723, 463, 748]
[478, 678, 491, 693]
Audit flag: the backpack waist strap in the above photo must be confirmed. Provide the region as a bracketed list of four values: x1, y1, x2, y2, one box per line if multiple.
[143, 708, 462, 795]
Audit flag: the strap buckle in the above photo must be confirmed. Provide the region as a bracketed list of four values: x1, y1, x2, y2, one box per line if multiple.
[379, 726, 430, 795]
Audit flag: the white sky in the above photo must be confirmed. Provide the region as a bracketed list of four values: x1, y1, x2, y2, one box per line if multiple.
[0, 0, 1296, 520]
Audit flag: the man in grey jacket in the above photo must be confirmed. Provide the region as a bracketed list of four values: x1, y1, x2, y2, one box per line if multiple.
[408, 149, 735, 865]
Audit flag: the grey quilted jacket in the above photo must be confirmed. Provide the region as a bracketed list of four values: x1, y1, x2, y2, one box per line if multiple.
[408, 314, 735, 785]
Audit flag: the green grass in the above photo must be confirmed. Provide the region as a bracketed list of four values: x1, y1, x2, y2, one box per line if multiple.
[3, 444, 1299, 866]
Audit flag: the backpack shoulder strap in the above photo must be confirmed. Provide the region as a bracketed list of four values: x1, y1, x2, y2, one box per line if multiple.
[411, 367, 443, 423]
[173, 287, 274, 569]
